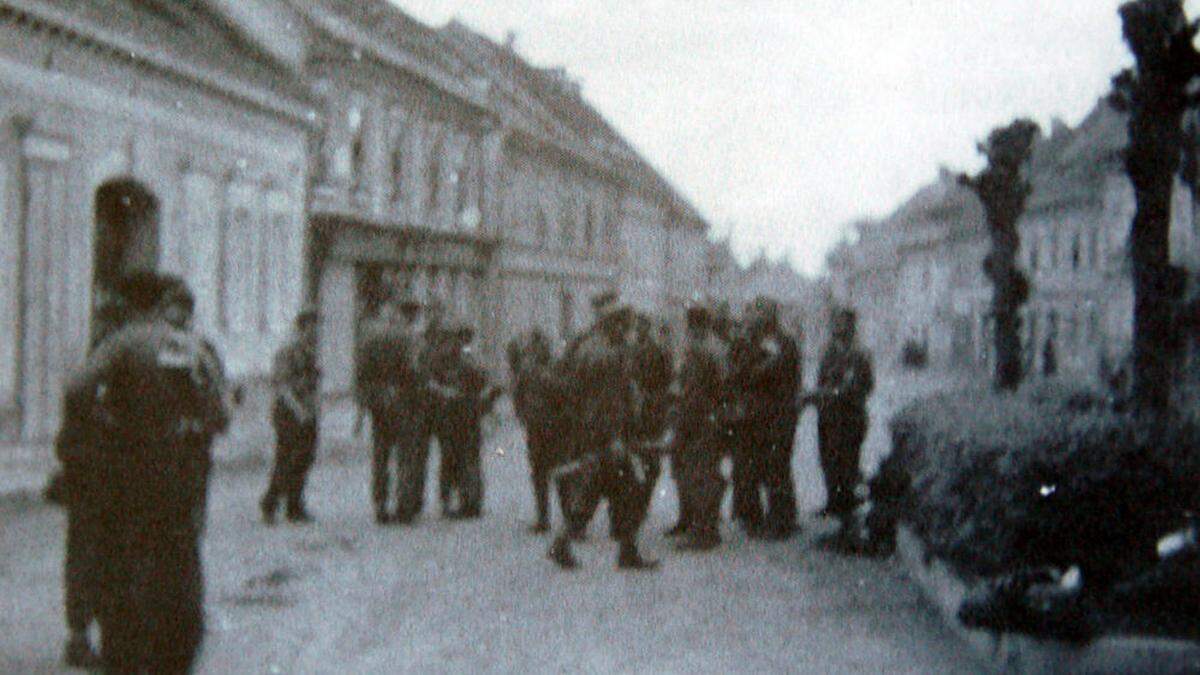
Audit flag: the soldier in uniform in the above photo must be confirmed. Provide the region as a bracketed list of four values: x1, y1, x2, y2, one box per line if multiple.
[749, 297, 803, 539]
[627, 315, 673, 535]
[53, 293, 130, 668]
[430, 324, 501, 518]
[548, 303, 659, 571]
[70, 271, 227, 674]
[357, 298, 427, 524]
[508, 328, 566, 533]
[673, 306, 730, 551]
[804, 307, 875, 544]
[260, 306, 321, 525]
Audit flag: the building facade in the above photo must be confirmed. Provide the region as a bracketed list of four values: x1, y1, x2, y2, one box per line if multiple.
[297, 5, 713, 397]
[0, 0, 313, 442]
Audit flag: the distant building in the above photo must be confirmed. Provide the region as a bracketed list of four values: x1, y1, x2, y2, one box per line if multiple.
[828, 100, 1200, 380]
[706, 239, 825, 361]
[0, 0, 314, 441]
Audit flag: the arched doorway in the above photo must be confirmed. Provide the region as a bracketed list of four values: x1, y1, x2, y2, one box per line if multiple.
[91, 179, 159, 344]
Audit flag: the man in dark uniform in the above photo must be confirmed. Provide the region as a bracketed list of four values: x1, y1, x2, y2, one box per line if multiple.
[555, 289, 621, 539]
[805, 307, 875, 544]
[747, 297, 803, 540]
[357, 298, 427, 524]
[70, 272, 228, 674]
[673, 305, 729, 551]
[508, 328, 565, 533]
[548, 303, 659, 571]
[627, 314, 673, 535]
[53, 293, 130, 669]
[430, 323, 501, 518]
[260, 306, 321, 525]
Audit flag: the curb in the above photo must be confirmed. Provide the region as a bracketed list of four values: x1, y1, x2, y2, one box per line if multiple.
[896, 525, 1200, 674]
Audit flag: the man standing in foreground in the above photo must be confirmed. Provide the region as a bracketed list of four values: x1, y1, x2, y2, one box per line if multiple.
[260, 306, 321, 525]
[548, 304, 659, 571]
[806, 307, 875, 545]
[71, 272, 227, 673]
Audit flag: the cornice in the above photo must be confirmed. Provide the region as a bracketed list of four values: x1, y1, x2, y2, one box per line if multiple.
[2, 0, 317, 127]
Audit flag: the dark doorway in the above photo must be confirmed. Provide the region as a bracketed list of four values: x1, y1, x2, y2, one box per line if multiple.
[91, 180, 159, 345]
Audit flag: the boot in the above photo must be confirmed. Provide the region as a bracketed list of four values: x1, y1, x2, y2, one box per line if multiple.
[548, 535, 579, 570]
[617, 541, 660, 571]
[375, 506, 390, 526]
[676, 533, 721, 552]
[259, 496, 277, 526]
[286, 508, 314, 524]
[529, 519, 550, 534]
[63, 631, 101, 669]
[664, 518, 690, 537]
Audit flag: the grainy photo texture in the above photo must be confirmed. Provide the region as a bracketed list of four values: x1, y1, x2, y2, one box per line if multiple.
[1, 1, 1199, 673]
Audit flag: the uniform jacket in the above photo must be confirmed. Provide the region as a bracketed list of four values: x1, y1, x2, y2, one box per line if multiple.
[272, 336, 320, 421]
[816, 341, 874, 414]
[355, 320, 425, 415]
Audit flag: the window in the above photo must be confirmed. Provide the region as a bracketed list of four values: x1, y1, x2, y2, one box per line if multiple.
[1071, 233, 1081, 271]
[347, 105, 365, 191]
[1029, 238, 1040, 271]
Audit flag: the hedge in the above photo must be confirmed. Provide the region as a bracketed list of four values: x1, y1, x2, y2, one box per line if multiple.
[876, 380, 1200, 592]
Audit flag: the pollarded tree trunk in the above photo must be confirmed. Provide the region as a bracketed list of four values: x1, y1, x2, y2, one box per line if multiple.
[1112, 0, 1200, 411]
[961, 120, 1040, 391]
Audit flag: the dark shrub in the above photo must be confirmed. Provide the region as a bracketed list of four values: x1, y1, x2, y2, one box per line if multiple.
[881, 381, 1200, 590]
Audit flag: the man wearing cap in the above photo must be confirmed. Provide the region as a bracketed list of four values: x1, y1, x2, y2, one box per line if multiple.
[672, 305, 730, 550]
[751, 297, 803, 539]
[429, 323, 501, 518]
[548, 302, 659, 571]
[805, 307, 875, 545]
[69, 271, 227, 673]
[507, 328, 567, 533]
[260, 306, 321, 525]
[626, 314, 673, 535]
[357, 297, 428, 524]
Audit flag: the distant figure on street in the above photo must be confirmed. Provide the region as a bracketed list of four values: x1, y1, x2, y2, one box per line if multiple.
[805, 307, 875, 546]
[728, 297, 802, 539]
[548, 302, 659, 571]
[260, 306, 321, 525]
[68, 272, 228, 673]
[356, 298, 427, 524]
[508, 328, 566, 533]
[429, 323, 501, 518]
[671, 305, 729, 551]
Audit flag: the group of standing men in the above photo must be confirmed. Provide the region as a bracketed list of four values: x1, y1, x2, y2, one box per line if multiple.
[508, 292, 876, 572]
[353, 297, 500, 526]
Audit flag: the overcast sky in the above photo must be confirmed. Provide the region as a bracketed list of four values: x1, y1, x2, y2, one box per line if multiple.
[393, 1, 1200, 276]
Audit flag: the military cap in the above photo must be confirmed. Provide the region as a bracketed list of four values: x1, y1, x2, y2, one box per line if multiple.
[590, 290, 620, 315]
[686, 305, 713, 328]
[831, 306, 857, 323]
[398, 296, 423, 312]
[295, 303, 319, 325]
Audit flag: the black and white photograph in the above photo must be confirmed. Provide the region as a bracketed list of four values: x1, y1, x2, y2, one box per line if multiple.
[2, 1, 1200, 672]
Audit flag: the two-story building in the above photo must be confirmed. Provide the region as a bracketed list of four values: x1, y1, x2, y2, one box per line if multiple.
[0, 0, 314, 442]
[828, 99, 1200, 381]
